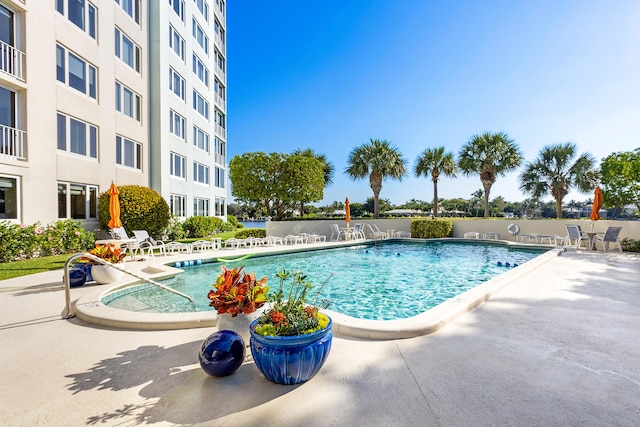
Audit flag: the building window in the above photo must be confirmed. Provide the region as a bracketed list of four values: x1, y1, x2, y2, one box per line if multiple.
[215, 0, 225, 16]
[193, 161, 209, 185]
[170, 194, 186, 217]
[214, 137, 225, 164]
[193, 90, 209, 119]
[214, 19, 225, 47]
[215, 109, 225, 128]
[170, 152, 186, 178]
[214, 196, 225, 216]
[0, 175, 19, 220]
[194, 197, 209, 216]
[115, 82, 141, 121]
[56, 45, 97, 99]
[169, 0, 184, 21]
[195, 0, 209, 21]
[192, 18, 209, 54]
[214, 166, 224, 188]
[55, 0, 97, 39]
[57, 113, 98, 158]
[193, 126, 210, 153]
[192, 54, 209, 87]
[115, 0, 140, 24]
[214, 78, 225, 101]
[115, 27, 141, 72]
[169, 25, 185, 62]
[116, 135, 142, 169]
[215, 49, 225, 74]
[57, 182, 97, 220]
[169, 68, 186, 101]
[169, 109, 185, 139]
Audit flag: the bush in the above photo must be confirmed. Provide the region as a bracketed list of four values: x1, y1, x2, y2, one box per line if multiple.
[97, 185, 170, 238]
[163, 215, 185, 241]
[226, 215, 241, 228]
[621, 238, 640, 253]
[235, 228, 266, 239]
[411, 219, 453, 238]
[183, 216, 220, 238]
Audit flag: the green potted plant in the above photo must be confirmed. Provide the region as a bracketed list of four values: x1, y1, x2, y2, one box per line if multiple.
[207, 266, 269, 344]
[84, 244, 126, 284]
[249, 269, 333, 385]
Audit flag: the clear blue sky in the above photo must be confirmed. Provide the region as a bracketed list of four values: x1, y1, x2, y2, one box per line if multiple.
[226, 0, 640, 207]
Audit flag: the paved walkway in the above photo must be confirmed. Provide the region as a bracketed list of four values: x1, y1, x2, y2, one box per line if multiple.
[1, 247, 639, 426]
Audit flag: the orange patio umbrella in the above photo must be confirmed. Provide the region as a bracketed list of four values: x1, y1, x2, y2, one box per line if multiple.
[345, 197, 351, 227]
[590, 186, 603, 221]
[107, 182, 122, 229]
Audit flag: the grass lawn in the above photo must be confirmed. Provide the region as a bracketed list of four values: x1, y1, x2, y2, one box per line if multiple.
[0, 232, 241, 281]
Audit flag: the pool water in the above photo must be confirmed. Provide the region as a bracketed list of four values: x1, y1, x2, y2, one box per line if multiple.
[104, 241, 547, 320]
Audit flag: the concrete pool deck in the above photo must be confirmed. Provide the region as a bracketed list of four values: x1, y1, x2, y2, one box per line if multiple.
[1, 245, 639, 426]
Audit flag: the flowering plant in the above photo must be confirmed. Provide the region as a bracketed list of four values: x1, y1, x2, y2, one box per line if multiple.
[254, 269, 331, 337]
[208, 266, 269, 316]
[84, 244, 126, 264]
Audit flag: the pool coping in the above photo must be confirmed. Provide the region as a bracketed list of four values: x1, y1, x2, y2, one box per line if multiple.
[73, 239, 563, 339]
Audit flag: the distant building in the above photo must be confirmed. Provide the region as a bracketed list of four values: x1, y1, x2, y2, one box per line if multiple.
[0, 0, 227, 228]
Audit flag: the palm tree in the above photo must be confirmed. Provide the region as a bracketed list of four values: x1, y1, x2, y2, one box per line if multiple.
[519, 142, 596, 219]
[414, 147, 457, 217]
[345, 138, 407, 218]
[458, 132, 523, 217]
[292, 148, 335, 217]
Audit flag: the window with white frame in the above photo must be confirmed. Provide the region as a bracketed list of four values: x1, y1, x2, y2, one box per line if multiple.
[170, 194, 186, 217]
[169, 0, 184, 21]
[169, 109, 185, 139]
[115, 82, 141, 120]
[169, 25, 186, 62]
[57, 182, 98, 220]
[56, 45, 97, 99]
[215, 109, 225, 128]
[215, 49, 225, 73]
[192, 54, 209, 87]
[115, 0, 140, 24]
[115, 27, 141, 72]
[170, 152, 186, 178]
[216, 0, 225, 16]
[214, 78, 225, 100]
[55, 0, 97, 39]
[169, 67, 186, 101]
[193, 161, 209, 185]
[195, 0, 209, 21]
[214, 137, 225, 164]
[56, 113, 98, 158]
[193, 126, 210, 153]
[0, 175, 19, 220]
[214, 19, 225, 47]
[194, 197, 209, 216]
[214, 197, 225, 216]
[214, 166, 224, 188]
[192, 18, 209, 54]
[116, 135, 142, 169]
[193, 90, 209, 119]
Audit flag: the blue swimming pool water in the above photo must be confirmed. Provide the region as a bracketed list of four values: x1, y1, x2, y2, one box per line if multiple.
[103, 241, 547, 320]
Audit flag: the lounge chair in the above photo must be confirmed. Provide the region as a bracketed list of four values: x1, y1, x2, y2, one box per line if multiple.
[351, 223, 366, 240]
[370, 224, 389, 239]
[593, 226, 623, 253]
[366, 224, 387, 240]
[109, 227, 142, 259]
[329, 223, 348, 241]
[132, 230, 167, 257]
[464, 232, 480, 239]
[564, 225, 590, 249]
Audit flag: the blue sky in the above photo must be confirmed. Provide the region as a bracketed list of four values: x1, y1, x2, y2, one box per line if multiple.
[226, 0, 640, 206]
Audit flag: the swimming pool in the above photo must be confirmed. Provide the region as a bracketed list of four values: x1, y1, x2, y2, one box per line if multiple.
[103, 241, 548, 321]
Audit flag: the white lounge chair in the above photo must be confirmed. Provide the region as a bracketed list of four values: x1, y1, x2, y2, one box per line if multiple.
[329, 224, 347, 241]
[109, 227, 142, 259]
[366, 224, 387, 240]
[133, 230, 167, 257]
[351, 223, 366, 240]
[593, 226, 623, 253]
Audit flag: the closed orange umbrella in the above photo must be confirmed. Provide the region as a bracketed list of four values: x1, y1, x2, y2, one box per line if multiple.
[345, 197, 351, 225]
[107, 182, 122, 229]
[590, 186, 603, 221]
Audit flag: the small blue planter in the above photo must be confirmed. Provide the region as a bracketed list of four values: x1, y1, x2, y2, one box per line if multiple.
[199, 330, 245, 377]
[68, 265, 87, 287]
[249, 317, 332, 385]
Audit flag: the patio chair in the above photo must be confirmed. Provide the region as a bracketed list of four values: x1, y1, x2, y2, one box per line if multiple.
[366, 224, 387, 240]
[109, 227, 142, 259]
[132, 230, 167, 257]
[593, 226, 623, 253]
[564, 225, 590, 249]
[351, 223, 366, 240]
[371, 224, 390, 239]
[329, 223, 347, 241]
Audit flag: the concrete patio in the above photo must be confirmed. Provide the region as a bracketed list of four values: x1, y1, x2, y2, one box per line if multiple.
[1, 246, 639, 426]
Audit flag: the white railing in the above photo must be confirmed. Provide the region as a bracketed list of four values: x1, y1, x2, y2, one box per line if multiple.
[0, 40, 25, 81]
[215, 34, 225, 51]
[0, 124, 26, 160]
[214, 153, 225, 165]
[215, 123, 226, 139]
[216, 65, 225, 81]
[215, 93, 225, 108]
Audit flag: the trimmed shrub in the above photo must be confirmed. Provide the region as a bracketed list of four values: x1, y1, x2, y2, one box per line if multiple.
[235, 228, 266, 239]
[98, 185, 170, 238]
[411, 219, 453, 238]
[183, 216, 220, 238]
[163, 215, 185, 241]
[227, 215, 241, 228]
[621, 238, 640, 253]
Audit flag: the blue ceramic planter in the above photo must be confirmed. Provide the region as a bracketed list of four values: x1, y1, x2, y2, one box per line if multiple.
[249, 317, 332, 385]
[199, 330, 245, 377]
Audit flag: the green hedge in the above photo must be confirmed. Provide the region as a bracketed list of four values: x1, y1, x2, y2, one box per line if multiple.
[235, 228, 266, 239]
[410, 219, 453, 238]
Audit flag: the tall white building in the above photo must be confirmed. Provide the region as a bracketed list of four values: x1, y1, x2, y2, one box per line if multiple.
[0, 0, 227, 229]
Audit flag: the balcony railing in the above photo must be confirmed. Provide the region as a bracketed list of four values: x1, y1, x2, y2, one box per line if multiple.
[0, 124, 26, 160]
[215, 123, 226, 139]
[214, 34, 225, 51]
[214, 153, 225, 165]
[0, 40, 25, 81]
[215, 93, 225, 109]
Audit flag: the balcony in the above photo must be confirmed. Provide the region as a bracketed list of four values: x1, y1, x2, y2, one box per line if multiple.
[0, 40, 25, 81]
[215, 123, 226, 139]
[214, 153, 225, 165]
[0, 124, 26, 160]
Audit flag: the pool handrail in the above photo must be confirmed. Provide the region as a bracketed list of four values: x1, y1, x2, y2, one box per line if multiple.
[62, 252, 195, 319]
